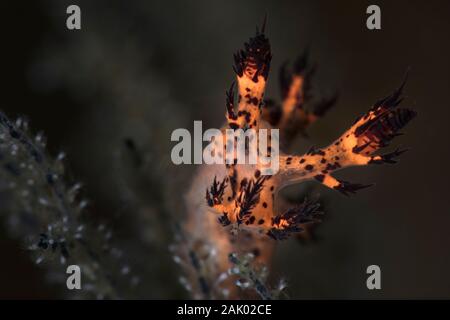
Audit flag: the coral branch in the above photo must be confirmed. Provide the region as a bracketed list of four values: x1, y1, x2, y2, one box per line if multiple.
[228, 252, 287, 299]
[0, 112, 139, 299]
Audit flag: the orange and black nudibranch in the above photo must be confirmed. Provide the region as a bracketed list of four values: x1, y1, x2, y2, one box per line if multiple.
[205, 25, 416, 241]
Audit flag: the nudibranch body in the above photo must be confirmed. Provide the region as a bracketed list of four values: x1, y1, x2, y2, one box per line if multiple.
[180, 23, 415, 299]
[205, 27, 416, 241]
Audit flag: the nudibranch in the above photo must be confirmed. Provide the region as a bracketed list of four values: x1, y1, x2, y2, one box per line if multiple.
[205, 25, 416, 241]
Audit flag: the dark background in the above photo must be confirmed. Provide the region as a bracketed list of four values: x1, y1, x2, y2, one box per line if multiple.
[0, 0, 449, 298]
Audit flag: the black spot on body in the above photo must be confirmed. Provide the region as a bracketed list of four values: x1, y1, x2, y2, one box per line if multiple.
[314, 174, 325, 182]
[250, 97, 259, 106]
[325, 162, 341, 171]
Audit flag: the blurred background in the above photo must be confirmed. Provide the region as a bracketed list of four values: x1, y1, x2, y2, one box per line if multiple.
[0, 0, 449, 299]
